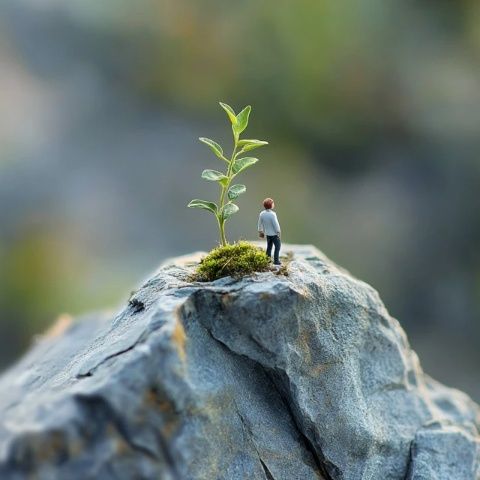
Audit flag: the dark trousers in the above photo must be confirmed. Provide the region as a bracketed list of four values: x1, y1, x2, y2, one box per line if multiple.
[266, 235, 281, 264]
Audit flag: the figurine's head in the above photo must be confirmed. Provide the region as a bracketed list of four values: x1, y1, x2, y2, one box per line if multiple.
[263, 198, 274, 209]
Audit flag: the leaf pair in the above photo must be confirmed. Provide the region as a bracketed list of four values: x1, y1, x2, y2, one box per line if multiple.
[187, 199, 239, 220]
[189, 182, 245, 209]
[199, 137, 267, 159]
[219, 102, 251, 136]
[200, 158, 256, 188]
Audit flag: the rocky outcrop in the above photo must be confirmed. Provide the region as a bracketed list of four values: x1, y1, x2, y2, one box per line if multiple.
[0, 244, 478, 479]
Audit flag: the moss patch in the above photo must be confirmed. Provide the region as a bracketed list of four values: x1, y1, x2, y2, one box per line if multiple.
[192, 241, 271, 282]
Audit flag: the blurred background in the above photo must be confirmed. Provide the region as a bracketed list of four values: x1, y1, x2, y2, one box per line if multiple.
[0, 0, 479, 399]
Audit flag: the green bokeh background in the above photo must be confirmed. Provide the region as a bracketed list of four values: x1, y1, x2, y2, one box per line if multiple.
[1, 0, 479, 398]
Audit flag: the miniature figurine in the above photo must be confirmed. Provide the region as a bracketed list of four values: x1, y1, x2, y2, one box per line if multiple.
[258, 198, 281, 265]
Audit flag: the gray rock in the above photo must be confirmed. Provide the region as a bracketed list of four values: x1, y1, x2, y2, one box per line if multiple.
[0, 244, 478, 479]
[406, 421, 480, 479]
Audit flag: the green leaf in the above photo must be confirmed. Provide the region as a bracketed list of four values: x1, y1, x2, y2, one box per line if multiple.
[228, 184, 246, 200]
[237, 139, 269, 153]
[221, 202, 239, 219]
[187, 199, 218, 215]
[199, 137, 224, 159]
[232, 157, 258, 175]
[201, 169, 228, 186]
[219, 102, 237, 125]
[234, 105, 251, 135]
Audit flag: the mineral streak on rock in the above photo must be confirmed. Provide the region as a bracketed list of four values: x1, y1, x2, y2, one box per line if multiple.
[0, 244, 478, 479]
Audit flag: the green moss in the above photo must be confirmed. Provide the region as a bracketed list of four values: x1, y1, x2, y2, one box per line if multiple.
[192, 241, 271, 282]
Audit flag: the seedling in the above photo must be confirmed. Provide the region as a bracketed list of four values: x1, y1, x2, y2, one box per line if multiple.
[188, 102, 268, 246]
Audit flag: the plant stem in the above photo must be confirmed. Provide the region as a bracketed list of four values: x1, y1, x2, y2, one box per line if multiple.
[220, 222, 227, 246]
[217, 135, 238, 246]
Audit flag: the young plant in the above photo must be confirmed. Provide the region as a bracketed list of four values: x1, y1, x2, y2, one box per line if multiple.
[188, 102, 268, 246]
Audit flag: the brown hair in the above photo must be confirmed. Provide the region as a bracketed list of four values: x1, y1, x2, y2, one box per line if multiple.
[263, 198, 274, 209]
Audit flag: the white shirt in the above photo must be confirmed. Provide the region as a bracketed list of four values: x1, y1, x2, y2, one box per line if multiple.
[258, 209, 281, 236]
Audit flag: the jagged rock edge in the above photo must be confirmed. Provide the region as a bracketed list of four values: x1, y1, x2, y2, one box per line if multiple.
[40, 281, 321, 480]
[3, 249, 478, 479]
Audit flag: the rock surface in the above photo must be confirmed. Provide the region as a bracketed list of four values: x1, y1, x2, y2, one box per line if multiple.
[0, 244, 478, 480]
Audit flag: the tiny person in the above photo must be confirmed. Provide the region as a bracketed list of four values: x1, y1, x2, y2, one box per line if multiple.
[258, 197, 281, 265]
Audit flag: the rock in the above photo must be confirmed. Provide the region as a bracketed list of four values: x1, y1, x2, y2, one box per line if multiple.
[406, 421, 479, 479]
[0, 244, 478, 479]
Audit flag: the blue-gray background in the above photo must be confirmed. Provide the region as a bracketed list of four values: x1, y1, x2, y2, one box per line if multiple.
[1, 0, 479, 399]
